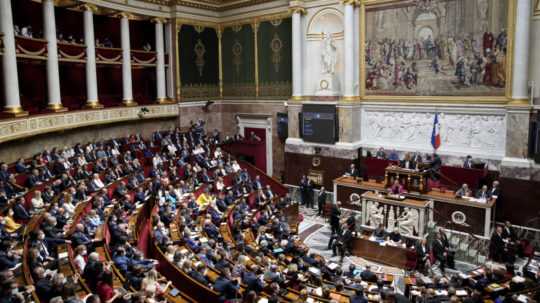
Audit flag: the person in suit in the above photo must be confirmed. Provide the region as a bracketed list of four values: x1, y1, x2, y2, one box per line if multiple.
[490, 225, 506, 262]
[416, 238, 430, 272]
[299, 175, 308, 206]
[388, 227, 402, 243]
[433, 232, 447, 272]
[317, 187, 327, 216]
[373, 223, 386, 239]
[12, 198, 31, 222]
[360, 265, 378, 283]
[214, 269, 239, 301]
[350, 286, 368, 303]
[400, 153, 416, 170]
[455, 183, 471, 198]
[476, 185, 489, 200]
[463, 155, 473, 169]
[502, 221, 516, 242]
[330, 202, 341, 235]
[489, 180, 501, 199]
[305, 179, 315, 209]
[345, 164, 360, 178]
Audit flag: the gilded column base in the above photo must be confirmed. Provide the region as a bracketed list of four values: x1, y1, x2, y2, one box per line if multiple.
[84, 100, 104, 109]
[290, 95, 306, 102]
[46, 103, 68, 112]
[341, 96, 361, 102]
[2, 106, 29, 118]
[507, 98, 530, 106]
[122, 99, 138, 107]
[157, 98, 176, 104]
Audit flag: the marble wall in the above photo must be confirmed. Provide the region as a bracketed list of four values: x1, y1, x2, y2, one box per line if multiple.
[178, 100, 287, 179]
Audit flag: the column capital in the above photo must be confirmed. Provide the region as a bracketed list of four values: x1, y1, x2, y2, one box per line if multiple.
[289, 1, 306, 15]
[151, 17, 168, 24]
[341, 0, 358, 6]
[79, 4, 99, 13]
[535, 0, 540, 16]
[215, 26, 223, 39]
[113, 12, 136, 20]
[251, 21, 260, 32]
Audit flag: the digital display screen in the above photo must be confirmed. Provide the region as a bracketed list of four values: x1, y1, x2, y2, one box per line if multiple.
[301, 104, 337, 144]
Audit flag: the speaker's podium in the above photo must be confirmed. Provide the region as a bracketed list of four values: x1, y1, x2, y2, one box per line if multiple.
[384, 165, 429, 193]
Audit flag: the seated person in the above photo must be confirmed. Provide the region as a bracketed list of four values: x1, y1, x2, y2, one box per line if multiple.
[387, 227, 402, 243]
[388, 179, 406, 195]
[373, 223, 386, 239]
[344, 163, 360, 178]
[455, 183, 471, 198]
[400, 153, 416, 170]
[476, 185, 490, 200]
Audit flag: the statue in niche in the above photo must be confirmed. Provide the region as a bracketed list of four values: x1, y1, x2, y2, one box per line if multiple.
[321, 32, 337, 75]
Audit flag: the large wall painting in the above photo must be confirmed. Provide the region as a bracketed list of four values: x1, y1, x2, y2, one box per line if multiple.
[364, 0, 510, 96]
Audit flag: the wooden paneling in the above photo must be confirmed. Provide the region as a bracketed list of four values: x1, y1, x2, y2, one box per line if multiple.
[284, 152, 351, 189]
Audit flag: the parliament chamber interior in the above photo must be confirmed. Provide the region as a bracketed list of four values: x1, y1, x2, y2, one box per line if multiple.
[2, 0, 540, 302]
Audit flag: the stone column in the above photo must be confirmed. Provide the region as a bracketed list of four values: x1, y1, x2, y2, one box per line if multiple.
[120, 13, 136, 106]
[43, 0, 65, 112]
[530, 0, 540, 105]
[0, 0, 27, 116]
[290, 1, 305, 101]
[164, 22, 175, 101]
[342, 0, 356, 100]
[510, 0, 532, 104]
[501, 0, 533, 179]
[83, 5, 102, 108]
[153, 18, 167, 103]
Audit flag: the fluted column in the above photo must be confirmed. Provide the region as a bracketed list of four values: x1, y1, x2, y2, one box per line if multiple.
[290, 2, 305, 101]
[83, 5, 102, 108]
[510, 0, 532, 104]
[342, 0, 356, 100]
[164, 22, 174, 101]
[1, 0, 27, 116]
[120, 13, 136, 106]
[43, 0, 65, 112]
[153, 18, 167, 103]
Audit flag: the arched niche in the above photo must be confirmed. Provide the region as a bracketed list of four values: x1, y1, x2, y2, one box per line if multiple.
[306, 8, 344, 41]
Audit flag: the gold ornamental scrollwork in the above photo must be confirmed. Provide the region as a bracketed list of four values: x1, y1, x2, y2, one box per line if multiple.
[270, 33, 283, 73]
[232, 39, 243, 76]
[194, 39, 206, 77]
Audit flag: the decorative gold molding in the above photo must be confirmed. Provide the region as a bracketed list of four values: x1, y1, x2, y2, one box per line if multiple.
[157, 98, 176, 104]
[47, 103, 68, 112]
[0, 104, 178, 144]
[535, 0, 540, 16]
[341, 0, 357, 6]
[2, 106, 29, 118]
[217, 27, 224, 99]
[78, 4, 99, 13]
[358, 0, 516, 104]
[252, 21, 260, 98]
[150, 17, 168, 24]
[507, 98, 530, 106]
[84, 100, 104, 109]
[122, 99, 138, 106]
[359, 2, 366, 99]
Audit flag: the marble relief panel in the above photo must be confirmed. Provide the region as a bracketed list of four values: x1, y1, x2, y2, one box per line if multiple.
[361, 110, 506, 156]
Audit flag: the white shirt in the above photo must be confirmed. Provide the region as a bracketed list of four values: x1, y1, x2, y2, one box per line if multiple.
[74, 254, 86, 272]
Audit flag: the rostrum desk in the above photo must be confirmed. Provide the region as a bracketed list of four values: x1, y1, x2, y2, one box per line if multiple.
[334, 176, 496, 238]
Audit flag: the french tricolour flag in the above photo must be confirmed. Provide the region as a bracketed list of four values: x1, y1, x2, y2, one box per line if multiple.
[431, 113, 441, 150]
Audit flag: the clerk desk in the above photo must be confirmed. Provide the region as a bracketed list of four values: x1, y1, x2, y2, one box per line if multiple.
[334, 176, 496, 237]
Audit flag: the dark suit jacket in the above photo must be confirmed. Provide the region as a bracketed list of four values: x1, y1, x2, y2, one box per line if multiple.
[400, 160, 416, 170]
[360, 270, 378, 283]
